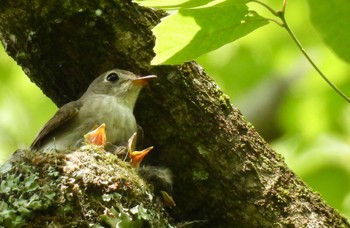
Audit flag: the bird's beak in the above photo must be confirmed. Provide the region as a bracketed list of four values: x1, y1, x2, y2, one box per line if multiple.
[84, 123, 107, 146]
[132, 75, 157, 86]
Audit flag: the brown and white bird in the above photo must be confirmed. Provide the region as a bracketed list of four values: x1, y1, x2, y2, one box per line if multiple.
[30, 69, 156, 151]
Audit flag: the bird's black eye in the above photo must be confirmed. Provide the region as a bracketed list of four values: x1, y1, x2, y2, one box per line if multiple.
[106, 72, 119, 82]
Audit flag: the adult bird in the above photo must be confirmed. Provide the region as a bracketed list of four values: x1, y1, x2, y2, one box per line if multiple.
[30, 69, 156, 151]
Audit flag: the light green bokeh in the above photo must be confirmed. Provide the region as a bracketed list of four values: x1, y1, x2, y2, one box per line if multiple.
[308, 0, 350, 64]
[0, 45, 57, 164]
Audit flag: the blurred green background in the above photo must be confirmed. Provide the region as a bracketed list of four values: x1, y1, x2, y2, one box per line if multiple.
[0, 47, 57, 162]
[0, 0, 349, 220]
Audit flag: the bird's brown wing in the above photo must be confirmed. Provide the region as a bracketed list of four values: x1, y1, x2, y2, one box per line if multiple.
[30, 101, 83, 150]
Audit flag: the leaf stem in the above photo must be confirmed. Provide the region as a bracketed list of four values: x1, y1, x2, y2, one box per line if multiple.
[251, 0, 279, 16]
[252, 0, 350, 103]
[279, 13, 350, 102]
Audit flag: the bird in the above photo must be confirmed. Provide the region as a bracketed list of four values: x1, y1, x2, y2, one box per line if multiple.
[30, 69, 156, 152]
[127, 132, 153, 168]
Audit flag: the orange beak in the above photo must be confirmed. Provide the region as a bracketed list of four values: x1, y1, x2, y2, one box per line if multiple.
[84, 123, 107, 146]
[129, 146, 153, 168]
[132, 75, 157, 86]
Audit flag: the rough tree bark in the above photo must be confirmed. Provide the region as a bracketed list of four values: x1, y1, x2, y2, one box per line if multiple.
[0, 0, 349, 227]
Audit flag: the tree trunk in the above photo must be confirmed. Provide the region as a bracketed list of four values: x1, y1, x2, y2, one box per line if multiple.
[0, 0, 349, 227]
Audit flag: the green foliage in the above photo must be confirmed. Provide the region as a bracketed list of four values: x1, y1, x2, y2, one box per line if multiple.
[136, 0, 229, 9]
[0, 46, 57, 164]
[142, 0, 350, 220]
[307, 0, 350, 64]
[1, 0, 350, 223]
[137, 0, 268, 64]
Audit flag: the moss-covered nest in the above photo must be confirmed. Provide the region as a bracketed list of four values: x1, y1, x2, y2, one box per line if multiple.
[0, 145, 172, 227]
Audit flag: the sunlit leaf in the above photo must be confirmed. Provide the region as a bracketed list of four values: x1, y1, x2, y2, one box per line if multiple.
[135, 0, 249, 10]
[150, 1, 268, 64]
[307, 0, 350, 64]
[135, 0, 211, 9]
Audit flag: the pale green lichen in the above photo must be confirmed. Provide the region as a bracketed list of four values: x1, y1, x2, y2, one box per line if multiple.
[0, 159, 57, 227]
[0, 145, 172, 227]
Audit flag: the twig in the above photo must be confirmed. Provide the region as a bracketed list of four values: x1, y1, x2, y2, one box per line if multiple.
[252, 0, 350, 103]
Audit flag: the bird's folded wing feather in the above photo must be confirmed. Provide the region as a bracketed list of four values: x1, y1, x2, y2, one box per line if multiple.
[30, 101, 83, 149]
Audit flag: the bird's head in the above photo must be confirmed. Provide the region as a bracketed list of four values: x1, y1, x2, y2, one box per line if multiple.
[84, 69, 156, 105]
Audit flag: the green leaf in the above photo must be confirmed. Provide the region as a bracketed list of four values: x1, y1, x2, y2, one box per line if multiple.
[135, 0, 209, 9]
[150, 1, 268, 64]
[307, 0, 350, 64]
[136, 0, 248, 10]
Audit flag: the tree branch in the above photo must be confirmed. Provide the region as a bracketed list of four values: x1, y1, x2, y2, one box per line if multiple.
[0, 0, 348, 226]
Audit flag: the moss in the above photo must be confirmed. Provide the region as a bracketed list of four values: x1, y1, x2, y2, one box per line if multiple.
[192, 170, 209, 181]
[0, 145, 172, 227]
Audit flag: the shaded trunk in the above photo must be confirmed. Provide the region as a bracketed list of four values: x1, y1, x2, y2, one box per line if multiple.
[0, 0, 348, 227]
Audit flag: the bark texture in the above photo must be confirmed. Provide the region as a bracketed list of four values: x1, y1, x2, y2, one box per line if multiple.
[0, 0, 349, 227]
